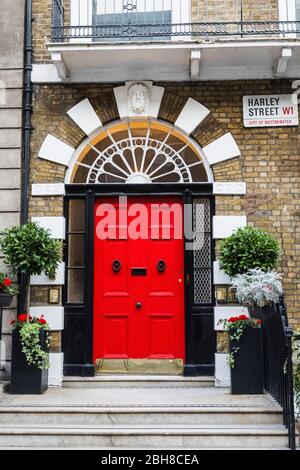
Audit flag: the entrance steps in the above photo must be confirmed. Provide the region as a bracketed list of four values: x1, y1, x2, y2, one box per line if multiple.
[0, 376, 290, 449]
[0, 424, 288, 449]
[63, 375, 215, 388]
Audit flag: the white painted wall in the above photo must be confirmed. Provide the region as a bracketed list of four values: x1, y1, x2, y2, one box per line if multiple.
[213, 182, 246, 195]
[30, 262, 65, 286]
[29, 307, 64, 331]
[213, 216, 247, 239]
[49, 353, 64, 387]
[215, 353, 231, 387]
[213, 261, 231, 285]
[214, 306, 249, 331]
[32, 183, 65, 197]
[32, 217, 66, 240]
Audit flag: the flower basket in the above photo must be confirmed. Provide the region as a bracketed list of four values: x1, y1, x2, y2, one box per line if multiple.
[10, 315, 50, 395]
[0, 273, 18, 307]
[230, 327, 263, 395]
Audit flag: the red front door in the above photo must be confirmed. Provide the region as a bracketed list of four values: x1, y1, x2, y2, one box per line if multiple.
[93, 197, 185, 362]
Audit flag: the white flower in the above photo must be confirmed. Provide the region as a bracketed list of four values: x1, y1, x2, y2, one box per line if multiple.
[231, 269, 283, 307]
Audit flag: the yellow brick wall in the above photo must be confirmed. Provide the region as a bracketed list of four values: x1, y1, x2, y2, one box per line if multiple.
[29, 79, 300, 327]
[191, 0, 278, 22]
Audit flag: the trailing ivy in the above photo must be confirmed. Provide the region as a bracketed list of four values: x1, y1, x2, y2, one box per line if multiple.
[11, 314, 51, 370]
[219, 226, 280, 277]
[0, 222, 62, 279]
[19, 322, 50, 369]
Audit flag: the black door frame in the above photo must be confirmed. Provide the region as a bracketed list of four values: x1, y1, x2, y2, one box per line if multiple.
[63, 183, 215, 377]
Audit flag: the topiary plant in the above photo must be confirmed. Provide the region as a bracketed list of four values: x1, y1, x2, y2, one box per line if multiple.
[0, 222, 62, 279]
[218, 226, 280, 277]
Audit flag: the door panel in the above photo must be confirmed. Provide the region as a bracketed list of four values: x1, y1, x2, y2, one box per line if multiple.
[93, 197, 185, 363]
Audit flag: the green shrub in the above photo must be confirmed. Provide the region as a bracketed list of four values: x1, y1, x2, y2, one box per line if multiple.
[218, 226, 280, 277]
[0, 222, 62, 279]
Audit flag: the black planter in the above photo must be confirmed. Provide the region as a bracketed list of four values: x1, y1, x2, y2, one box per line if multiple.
[230, 327, 264, 395]
[10, 328, 49, 394]
[248, 303, 277, 321]
[0, 293, 13, 307]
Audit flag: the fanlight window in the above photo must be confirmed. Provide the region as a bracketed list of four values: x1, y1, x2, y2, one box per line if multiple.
[70, 121, 209, 184]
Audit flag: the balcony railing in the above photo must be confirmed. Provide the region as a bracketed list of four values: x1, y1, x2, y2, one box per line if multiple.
[52, 0, 300, 43]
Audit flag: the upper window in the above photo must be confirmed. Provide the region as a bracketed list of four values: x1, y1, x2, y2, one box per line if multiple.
[70, 0, 190, 42]
[68, 121, 210, 184]
[92, 1, 172, 41]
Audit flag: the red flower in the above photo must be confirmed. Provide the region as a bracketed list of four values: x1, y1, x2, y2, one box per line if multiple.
[257, 319, 262, 325]
[17, 314, 32, 322]
[228, 315, 249, 324]
[228, 316, 238, 323]
[10, 320, 16, 325]
[238, 315, 248, 321]
[18, 314, 28, 322]
[3, 277, 12, 287]
[38, 317, 47, 325]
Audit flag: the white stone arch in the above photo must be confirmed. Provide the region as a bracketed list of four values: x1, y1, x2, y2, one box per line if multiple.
[37, 83, 242, 185]
[64, 118, 214, 184]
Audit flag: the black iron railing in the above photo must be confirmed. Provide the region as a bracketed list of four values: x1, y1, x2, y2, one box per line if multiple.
[51, 1, 300, 43]
[262, 297, 296, 450]
[52, 21, 300, 42]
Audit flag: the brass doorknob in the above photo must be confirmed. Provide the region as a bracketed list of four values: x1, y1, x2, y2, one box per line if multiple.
[136, 302, 142, 309]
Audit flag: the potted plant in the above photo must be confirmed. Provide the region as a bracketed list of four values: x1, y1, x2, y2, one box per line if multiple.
[220, 315, 263, 394]
[0, 222, 62, 394]
[10, 314, 50, 394]
[231, 269, 283, 320]
[0, 272, 18, 307]
[0, 222, 61, 279]
[219, 226, 280, 278]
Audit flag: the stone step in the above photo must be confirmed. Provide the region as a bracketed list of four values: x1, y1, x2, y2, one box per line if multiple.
[62, 375, 215, 388]
[0, 405, 283, 426]
[0, 424, 289, 449]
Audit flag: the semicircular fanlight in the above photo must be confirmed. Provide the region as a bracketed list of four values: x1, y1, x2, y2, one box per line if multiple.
[71, 121, 209, 184]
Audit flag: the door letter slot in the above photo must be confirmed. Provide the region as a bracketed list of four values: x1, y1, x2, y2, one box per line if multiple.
[131, 268, 147, 276]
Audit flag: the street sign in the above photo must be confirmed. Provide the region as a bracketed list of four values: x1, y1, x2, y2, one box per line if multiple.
[243, 94, 298, 127]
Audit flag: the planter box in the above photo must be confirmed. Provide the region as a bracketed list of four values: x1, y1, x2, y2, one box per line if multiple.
[0, 293, 13, 307]
[10, 328, 49, 394]
[230, 327, 263, 395]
